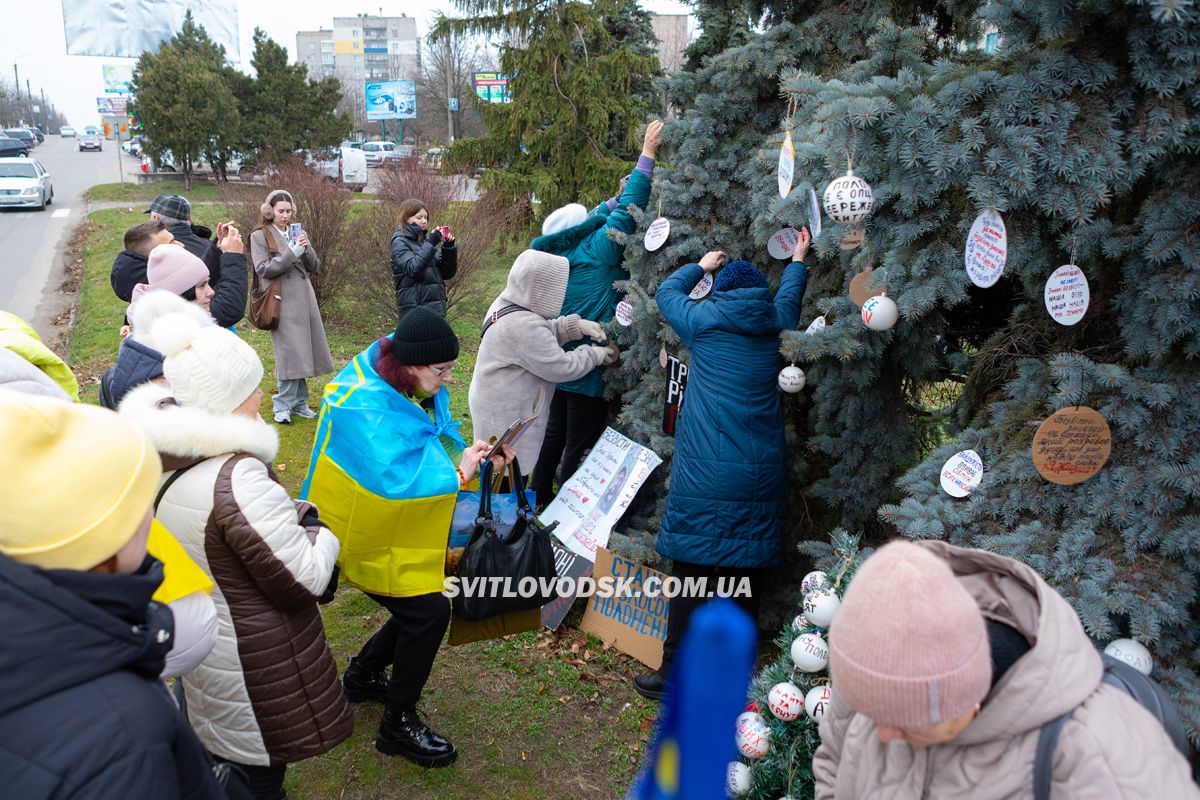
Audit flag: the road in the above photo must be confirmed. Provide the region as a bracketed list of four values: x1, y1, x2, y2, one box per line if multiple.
[0, 133, 128, 328]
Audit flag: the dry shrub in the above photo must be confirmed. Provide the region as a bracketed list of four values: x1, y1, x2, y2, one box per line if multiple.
[218, 157, 353, 307]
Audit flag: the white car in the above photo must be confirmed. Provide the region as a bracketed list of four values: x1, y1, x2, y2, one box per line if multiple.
[60, 126, 76, 137]
[0, 158, 53, 210]
[361, 140, 398, 166]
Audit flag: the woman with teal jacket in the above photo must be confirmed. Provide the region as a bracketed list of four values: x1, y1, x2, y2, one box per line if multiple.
[528, 120, 664, 504]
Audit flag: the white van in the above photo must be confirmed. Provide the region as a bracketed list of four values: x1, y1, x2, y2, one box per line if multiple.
[361, 140, 397, 166]
[339, 146, 368, 191]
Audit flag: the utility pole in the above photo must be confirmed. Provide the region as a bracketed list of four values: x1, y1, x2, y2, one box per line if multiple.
[13, 64, 21, 124]
[40, 89, 46, 129]
[27, 79, 34, 128]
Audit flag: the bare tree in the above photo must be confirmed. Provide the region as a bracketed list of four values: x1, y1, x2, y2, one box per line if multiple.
[416, 30, 492, 146]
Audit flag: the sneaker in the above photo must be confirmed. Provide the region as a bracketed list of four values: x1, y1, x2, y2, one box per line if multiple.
[292, 406, 318, 419]
[633, 671, 668, 701]
[274, 411, 292, 424]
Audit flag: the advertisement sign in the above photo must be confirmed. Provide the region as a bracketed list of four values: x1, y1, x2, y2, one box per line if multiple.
[473, 72, 511, 104]
[365, 80, 416, 120]
[102, 64, 133, 94]
[542, 427, 663, 562]
[63, 0, 240, 60]
[579, 548, 669, 669]
[96, 97, 128, 115]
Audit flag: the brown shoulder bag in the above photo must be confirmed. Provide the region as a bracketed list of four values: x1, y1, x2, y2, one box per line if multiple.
[248, 229, 283, 331]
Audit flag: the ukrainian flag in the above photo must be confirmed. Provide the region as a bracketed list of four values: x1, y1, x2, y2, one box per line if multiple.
[632, 600, 757, 799]
[301, 338, 466, 598]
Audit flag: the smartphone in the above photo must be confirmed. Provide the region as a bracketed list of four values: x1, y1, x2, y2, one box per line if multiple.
[437, 225, 451, 239]
[288, 223, 302, 244]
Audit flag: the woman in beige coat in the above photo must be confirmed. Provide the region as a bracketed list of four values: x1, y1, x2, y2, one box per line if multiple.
[814, 540, 1198, 799]
[249, 190, 334, 424]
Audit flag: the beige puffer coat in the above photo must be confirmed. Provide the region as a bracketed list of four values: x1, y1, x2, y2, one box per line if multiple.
[119, 381, 352, 767]
[814, 540, 1199, 799]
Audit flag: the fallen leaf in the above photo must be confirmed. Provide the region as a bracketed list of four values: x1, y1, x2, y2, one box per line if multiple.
[536, 683, 545, 695]
[558, 695, 570, 704]
[639, 717, 654, 735]
[274, 463, 287, 471]
[520, 751, 527, 760]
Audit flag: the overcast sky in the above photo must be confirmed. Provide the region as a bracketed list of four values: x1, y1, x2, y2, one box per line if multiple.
[2, 0, 692, 130]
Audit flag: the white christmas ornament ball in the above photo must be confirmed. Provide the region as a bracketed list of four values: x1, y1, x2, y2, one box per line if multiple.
[778, 365, 806, 393]
[801, 570, 830, 594]
[791, 613, 808, 632]
[791, 632, 830, 673]
[805, 685, 834, 721]
[735, 711, 771, 758]
[726, 761, 751, 796]
[803, 588, 841, 629]
[1105, 638, 1153, 676]
[767, 681, 805, 721]
[822, 169, 875, 224]
[861, 294, 899, 331]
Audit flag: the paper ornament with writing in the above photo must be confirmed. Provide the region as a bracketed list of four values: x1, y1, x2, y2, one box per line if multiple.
[644, 216, 671, 252]
[805, 315, 827, 335]
[662, 354, 688, 436]
[1032, 406, 1112, 485]
[839, 227, 866, 250]
[615, 300, 634, 326]
[778, 131, 795, 199]
[807, 188, 823, 239]
[965, 209, 1008, 288]
[823, 169, 874, 224]
[768, 227, 799, 260]
[940, 449, 983, 497]
[689, 272, 713, 300]
[1044, 265, 1090, 325]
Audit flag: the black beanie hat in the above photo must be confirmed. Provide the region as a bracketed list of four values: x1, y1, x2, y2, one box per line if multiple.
[392, 307, 460, 366]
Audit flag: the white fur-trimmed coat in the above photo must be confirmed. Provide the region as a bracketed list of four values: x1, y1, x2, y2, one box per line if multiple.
[119, 382, 352, 766]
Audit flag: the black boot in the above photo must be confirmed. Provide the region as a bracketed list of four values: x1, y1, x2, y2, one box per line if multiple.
[342, 657, 389, 704]
[375, 707, 457, 767]
[633, 671, 668, 701]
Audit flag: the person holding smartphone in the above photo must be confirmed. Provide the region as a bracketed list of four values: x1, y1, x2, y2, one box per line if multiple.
[391, 198, 458, 320]
[248, 189, 334, 424]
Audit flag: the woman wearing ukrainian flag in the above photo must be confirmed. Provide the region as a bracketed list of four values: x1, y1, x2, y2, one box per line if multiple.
[301, 306, 511, 768]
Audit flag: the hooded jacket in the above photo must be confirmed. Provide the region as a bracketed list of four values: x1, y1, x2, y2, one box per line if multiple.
[110, 249, 150, 303]
[529, 161, 652, 397]
[99, 291, 214, 410]
[0, 311, 79, 400]
[468, 250, 609, 468]
[0, 554, 224, 800]
[654, 260, 807, 567]
[391, 221, 458, 319]
[814, 540, 1200, 799]
[119, 382, 352, 767]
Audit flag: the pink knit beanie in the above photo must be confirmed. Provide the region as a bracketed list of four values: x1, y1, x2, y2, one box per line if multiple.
[129, 244, 210, 306]
[828, 541, 991, 729]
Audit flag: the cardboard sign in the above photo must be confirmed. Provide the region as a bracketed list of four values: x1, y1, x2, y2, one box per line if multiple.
[778, 131, 794, 199]
[808, 188, 822, 239]
[1045, 264, 1089, 326]
[839, 228, 865, 250]
[689, 272, 713, 300]
[940, 449, 983, 497]
[965, 209, 1007, 288]
[543, 428, 663, 561]
[848, 267, 883, 307]
[644, 217, 671, 251]
[662, 354, 688, 436]
[579, 548, 669, 669]
[768, 228, 799, 260]
[1032, 406, 1112, 485]
[541, 541, 593, 631]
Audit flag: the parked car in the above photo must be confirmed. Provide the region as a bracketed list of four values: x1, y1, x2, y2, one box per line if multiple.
[305, 146, 369, 192]
[26, 128, 44, 144]
[423, 147, 446, 173]
[340, 140, 365, 150]
[0, 135, 29, 158]
[122, 135, 143, 156]
[4, 129, 37, 150]
[78, 134, 103, 152]
[361, 140, 397, 166]
[0, 157, 53, 210]
[60, 126, 76, 137]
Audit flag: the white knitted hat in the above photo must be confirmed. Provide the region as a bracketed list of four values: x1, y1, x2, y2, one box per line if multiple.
[541, 203, 588, 236]
[154, 312, 264, 415]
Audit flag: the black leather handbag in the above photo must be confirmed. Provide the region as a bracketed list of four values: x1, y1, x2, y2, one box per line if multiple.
[452, 458, 560, 621]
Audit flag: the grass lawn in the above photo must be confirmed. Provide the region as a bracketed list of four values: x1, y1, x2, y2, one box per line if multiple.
[67, 203, 659, 799]
[87, 181, 226, 203]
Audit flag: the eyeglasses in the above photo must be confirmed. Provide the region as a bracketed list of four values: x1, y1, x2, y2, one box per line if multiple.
[428, 362, 456, 377]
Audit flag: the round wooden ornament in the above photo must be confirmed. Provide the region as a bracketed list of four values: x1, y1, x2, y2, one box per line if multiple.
[1032, 406, 1112, 485]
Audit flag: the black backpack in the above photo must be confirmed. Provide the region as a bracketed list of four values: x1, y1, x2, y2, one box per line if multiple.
[1033, 652, 1194, 799]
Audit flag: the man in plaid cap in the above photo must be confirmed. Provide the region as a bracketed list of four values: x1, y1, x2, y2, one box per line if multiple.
[145, 194, 208, 257]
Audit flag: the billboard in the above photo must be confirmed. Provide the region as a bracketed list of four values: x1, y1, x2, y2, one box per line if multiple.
[62, 0, 240, 60]
[364, 80, 416, 121]
[96, 97, 128, 114]
[473, 72, 511, 104]
[102, 64, 133, 94]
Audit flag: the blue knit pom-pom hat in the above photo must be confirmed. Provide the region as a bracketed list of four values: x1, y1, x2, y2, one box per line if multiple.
[713, 260, 768, 293]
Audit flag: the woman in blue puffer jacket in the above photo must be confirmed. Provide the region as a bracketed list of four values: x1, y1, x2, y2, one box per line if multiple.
[633, 228, 811, 701]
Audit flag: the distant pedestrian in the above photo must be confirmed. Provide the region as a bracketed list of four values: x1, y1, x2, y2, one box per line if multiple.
[391, 198, 458, 319]
[120, 312, 351, 800]
[468, 249, 618, 478]
[814, 539, 1200, 799]
[248, 189, 334, 424]
[0, 393, 225, 800]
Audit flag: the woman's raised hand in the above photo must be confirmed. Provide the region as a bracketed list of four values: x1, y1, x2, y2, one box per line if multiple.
[699, 250, 726, 273]
[642, 120, 664, 158]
